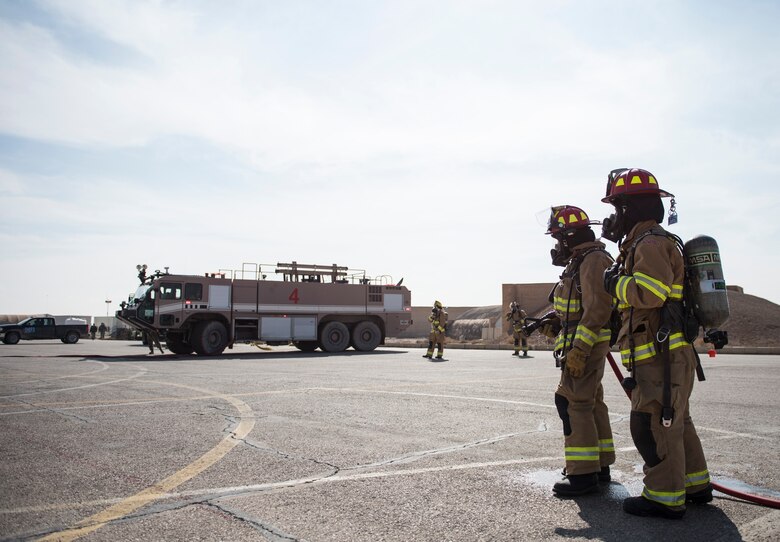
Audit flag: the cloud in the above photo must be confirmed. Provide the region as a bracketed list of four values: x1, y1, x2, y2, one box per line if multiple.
[1, 1, 779, 315]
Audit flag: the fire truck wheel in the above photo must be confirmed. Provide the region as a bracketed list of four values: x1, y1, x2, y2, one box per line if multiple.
[319, 321, 350, 352]
[352, 321, 381, 351]
[293, 341, 318, 352]
[193, 321, 228, 356]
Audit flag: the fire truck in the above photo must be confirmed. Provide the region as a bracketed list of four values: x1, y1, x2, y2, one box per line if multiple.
[116, 262, 412, 356]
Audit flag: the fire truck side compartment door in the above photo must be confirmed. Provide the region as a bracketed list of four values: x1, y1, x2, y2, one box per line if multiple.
[260, 317, 289, 340]
[292, 317, 316, 339]
[384, 293, 403, 312]
[208, 285, 231, 310]
[260, 317, 316, 340]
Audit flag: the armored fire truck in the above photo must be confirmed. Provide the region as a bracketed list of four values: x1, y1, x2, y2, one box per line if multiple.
[116, 262, 412, 356]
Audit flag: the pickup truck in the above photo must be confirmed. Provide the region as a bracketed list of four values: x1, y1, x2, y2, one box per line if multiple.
[0, 317, 89, 345]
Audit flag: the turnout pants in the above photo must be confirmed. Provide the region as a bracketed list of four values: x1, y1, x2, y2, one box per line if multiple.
[555, 341, 615, 475]
[630, 347, 709, 510]
[512, 326, 528, 355]
[426, 331, 445, 357]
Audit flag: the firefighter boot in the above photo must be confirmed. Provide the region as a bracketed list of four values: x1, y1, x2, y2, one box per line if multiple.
[623, 497, 685, 519]
[552, 473, 599, 496]
[562, 467, 610, 483]
[687, 484, 713, 504]
[512, 339, 520, 356]
[435, 343, 444, 359]
[423, 341, 434, 358]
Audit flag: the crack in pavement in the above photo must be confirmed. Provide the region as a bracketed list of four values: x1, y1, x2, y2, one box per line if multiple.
[202, 501, 304, 542]
[238, 435, 341, 475]
[0, 368, 149, 399]
[9, 396, 92, 424]
[11, 495, 305, 542]
[342, 426, 549, 471]
[217, 412, 342, 481]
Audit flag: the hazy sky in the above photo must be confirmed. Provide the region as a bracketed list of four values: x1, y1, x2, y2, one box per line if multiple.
[1, 0, 779, 318]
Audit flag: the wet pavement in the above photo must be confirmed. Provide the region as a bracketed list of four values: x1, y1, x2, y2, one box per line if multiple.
[1, 341, 778, 541]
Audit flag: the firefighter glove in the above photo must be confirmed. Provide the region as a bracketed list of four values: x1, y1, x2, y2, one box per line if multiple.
[603, 262, 621, 297]
[541, 318, 561, 338]
[565, 347, 587, 377]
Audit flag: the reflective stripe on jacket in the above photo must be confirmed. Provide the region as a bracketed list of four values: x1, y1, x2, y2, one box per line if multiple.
[552, 241, 614, 357]
[615, 221, 691, 366]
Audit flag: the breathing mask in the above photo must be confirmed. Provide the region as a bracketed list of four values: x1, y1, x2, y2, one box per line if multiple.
[601, 203, 627, 243]
[550, 236, 571, 267]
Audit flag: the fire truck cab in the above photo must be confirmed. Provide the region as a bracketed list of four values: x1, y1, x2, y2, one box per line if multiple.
[117, 262, 412, 356]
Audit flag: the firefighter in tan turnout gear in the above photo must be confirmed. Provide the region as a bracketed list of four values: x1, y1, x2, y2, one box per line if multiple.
[506, 302, 529, 357]
[423, 301, 448, 359]
[601, 168, 711, 519]
[543, 205, 616, 496]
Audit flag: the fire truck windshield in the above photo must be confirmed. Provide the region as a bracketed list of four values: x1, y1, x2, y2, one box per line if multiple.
[133, 285, 151, 303]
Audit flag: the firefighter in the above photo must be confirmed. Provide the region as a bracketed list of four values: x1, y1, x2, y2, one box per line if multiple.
[601, 168, 710, 519]
[423, 300, 447, 359]
[506, 302, 529, 356]
[147, 329, 165, 355]
[542, 205, 616, 496]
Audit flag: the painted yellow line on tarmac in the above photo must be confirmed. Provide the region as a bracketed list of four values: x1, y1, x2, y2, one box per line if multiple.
[36, 385, 255, 542]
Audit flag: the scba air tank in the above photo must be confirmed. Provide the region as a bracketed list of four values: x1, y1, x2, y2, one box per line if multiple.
[684, 235, 730, 329]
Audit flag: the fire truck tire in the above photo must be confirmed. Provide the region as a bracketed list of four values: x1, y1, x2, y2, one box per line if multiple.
[319, 321, 350, 352]
[3, 331, 20, 345]
[293, 341, 319, 352]
[193, 321, 228, 356]
[166, 333, 195, 355]
[64, 331, 80, 344]
[352, 321, 382, 351]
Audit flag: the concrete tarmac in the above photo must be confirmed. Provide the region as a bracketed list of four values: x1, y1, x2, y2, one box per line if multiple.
[1, 341, 778, 541]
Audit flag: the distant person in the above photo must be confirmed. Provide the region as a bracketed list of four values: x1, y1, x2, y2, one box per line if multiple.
[543, 205, 616, 497]
[98, 322, 107, 340]
[506, 301, 529, 357]
[90, 323, 97, 340]
[422, 300, 447, 360]
[147, 329, 164, 355]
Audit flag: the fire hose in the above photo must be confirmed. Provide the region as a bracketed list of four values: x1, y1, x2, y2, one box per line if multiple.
[606, 352, 780, 509]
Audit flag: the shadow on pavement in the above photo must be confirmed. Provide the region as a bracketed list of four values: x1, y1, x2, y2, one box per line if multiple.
[16, 348, 408, 362]
[554, 482, 742, 542]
